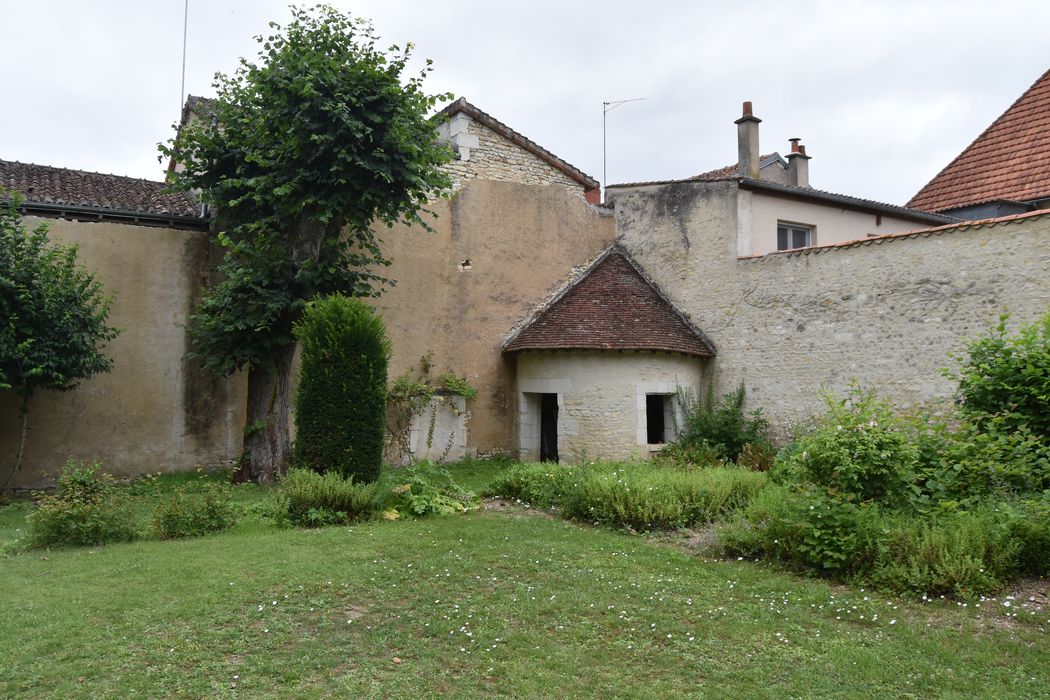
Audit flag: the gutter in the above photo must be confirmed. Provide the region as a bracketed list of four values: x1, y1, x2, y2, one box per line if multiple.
[19, 201, 210, 231]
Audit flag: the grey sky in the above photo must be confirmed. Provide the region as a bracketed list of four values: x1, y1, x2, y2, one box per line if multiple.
[3, 1, 1048, 205]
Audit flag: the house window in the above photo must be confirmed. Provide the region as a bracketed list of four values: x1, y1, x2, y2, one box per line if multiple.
[777, 222, 813, 250]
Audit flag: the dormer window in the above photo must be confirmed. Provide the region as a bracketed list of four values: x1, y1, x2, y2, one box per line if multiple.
[777, 222, 813, 250]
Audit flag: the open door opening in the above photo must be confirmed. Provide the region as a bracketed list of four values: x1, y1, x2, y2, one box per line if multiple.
[539, 393, 559, 463]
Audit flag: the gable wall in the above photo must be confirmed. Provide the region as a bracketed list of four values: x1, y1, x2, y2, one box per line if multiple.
[442, 120, 587, 194]
[611, 183, 1050, 435]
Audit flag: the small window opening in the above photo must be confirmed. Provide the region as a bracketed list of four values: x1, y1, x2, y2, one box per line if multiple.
[646, 394, 666, 444]
[777, 223, 813, 251]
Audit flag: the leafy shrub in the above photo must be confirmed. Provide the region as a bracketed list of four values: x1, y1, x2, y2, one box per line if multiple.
[674, 383, 769, 462]
[379, 462, 479, 517]
[736, 441, 778, 472]
[771, 387, 917, 506]
[293, 295, 390, 482]
[27, 461, 135, 548]
[153, 484, 235, 539]
[487, 462, 766, 531]
[1004, 495, 1050, 577]
[951, 312, 1050, 439]
[279, 468, 378, 526]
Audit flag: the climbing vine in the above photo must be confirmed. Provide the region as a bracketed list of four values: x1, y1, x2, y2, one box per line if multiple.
[385, 353, 476, 464]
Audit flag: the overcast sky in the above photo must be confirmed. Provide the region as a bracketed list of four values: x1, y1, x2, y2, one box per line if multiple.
[3, 1, 1048, 205]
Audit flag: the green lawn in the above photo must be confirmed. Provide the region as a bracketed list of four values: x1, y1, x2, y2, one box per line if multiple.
[1, 466, 1047, 698]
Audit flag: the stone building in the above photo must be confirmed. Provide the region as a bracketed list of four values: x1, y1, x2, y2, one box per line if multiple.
[2, 76, 1049, 486]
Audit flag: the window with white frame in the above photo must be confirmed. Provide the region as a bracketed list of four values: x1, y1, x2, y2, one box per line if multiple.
[777, 222, 813, 251]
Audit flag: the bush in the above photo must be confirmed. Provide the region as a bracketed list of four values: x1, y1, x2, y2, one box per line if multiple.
[951, 312, 1050, 439]
[378, 462, 479, 517]
[673, 383, 769, 462]
[278, 468, 378, 526]
[293, 295, 390, 482]
[771, 387, 917, 506]
[153, 484, 235, 539]
[27, 461, 135, 548]
[487, 462, 766, 531]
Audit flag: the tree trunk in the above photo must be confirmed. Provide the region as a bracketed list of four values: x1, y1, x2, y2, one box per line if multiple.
[232, 214, 335, 484]
[1, 402, 29, 492]
[235, 342, 297, 483]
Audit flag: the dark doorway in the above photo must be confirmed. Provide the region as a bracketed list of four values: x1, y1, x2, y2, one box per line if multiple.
[540, 393, 559, 463]
[646, 394, 666, 444]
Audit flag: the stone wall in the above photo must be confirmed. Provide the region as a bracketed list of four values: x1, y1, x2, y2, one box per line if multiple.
[612, 182, 1050, 436]
[442, 120, 586, 194]
[0, 217, 246, 488]
[376, 179, 615, 456]
[515, 351, 705, 461]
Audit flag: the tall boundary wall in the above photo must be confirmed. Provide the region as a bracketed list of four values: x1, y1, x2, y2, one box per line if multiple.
[613, 182, 1050, 435]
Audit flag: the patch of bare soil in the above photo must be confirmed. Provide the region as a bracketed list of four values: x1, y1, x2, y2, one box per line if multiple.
[480, 497, 559, 520]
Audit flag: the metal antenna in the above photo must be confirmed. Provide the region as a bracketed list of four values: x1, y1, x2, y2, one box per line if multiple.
[603, 97, 645, 202]
[179, 0, 189, 117]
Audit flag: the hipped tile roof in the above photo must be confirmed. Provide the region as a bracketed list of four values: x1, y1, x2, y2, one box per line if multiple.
[503, 247, 714, 357]
[0, 159, 201, 218]
[908, 68, 1050, 212]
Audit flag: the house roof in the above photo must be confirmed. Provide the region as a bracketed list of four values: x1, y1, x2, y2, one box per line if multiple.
[502, 246, 715, 357]
[606, 153, 784, 189]
[0, 159, 204, 222]
[440, 97, 600, 190]
[908, 68, 1050, 212]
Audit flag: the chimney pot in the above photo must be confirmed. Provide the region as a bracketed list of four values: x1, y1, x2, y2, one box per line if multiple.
[786, 139, 811, 188]
[742, 101, 753, 117]
[799, 144, 807, 156]
[789, 138, 801, 153]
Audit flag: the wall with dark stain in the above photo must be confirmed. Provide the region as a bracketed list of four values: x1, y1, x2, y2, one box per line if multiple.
[0, 217, 245, 488]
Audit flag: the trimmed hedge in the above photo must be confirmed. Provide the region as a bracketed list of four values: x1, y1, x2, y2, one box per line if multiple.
[293, 295, 390, 482]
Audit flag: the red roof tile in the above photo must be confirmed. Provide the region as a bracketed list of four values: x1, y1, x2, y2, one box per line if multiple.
[0, 159, 201, 218]
[503, 247, 714, 357]
[908, 68, 1050, 212]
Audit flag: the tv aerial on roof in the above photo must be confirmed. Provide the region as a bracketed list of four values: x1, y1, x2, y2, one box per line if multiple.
[603, 97, 646, 202]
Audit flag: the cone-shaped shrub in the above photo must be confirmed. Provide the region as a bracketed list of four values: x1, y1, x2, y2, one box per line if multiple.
[293, 295, 390, 482]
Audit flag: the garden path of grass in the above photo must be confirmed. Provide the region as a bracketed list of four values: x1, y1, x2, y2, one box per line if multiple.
[2, 502, 1048, 699]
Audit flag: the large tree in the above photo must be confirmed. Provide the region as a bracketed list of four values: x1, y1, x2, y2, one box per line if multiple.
[161, 5, 452, 483]
[0, 192, 119, 489]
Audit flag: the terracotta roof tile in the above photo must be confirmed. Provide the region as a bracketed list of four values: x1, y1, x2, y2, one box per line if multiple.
[0, 159, 201, 218]
[908, 68, 1050, 212]
[503, 247, 714, 357]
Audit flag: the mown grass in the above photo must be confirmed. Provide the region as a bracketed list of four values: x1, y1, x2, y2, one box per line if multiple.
[0, 462, 1047, 698]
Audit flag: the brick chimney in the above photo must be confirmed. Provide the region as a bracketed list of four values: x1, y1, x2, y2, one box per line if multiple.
[786, 138, 811, 188]
[734, 101, 761, 179]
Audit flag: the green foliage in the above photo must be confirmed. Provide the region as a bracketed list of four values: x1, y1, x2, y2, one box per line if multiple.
[293, 295, 390, 482]
[673, 383, 769, 462]
[161, 6, 453, 377]
[379, 462, 479, 517]
[0, 192, 118, 404]
[771, 387, 917, 506]
[487, 462, 766, 531]
[278, 468, 378, 527]
[27, 461, 135, 548]
[950, 312, 1050, 439]
[153, 485, 235, 539]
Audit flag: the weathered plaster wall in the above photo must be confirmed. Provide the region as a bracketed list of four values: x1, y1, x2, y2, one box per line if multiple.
[515, 351, 704, 461]
[747, 190, 929, 255]
[611, 182, 1050, 437]
[376, 180, 615, 456]
[442, 120, 586, 194]
[0, 217, 246, 488]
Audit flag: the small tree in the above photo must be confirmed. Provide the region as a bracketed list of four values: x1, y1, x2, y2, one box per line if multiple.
[0, 192, 119, 488]
[293, 295, 390, 482]
[161, 5, 452, 482]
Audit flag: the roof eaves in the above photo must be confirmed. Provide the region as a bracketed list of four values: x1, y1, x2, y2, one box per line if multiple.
[738, 178, 959, 224]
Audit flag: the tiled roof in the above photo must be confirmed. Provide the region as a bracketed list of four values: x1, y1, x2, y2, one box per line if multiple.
[0, 159, 201, 218]
[503, 247, 714, 357]
[908, 68, 1050, 212]
[606, 153, 783, 189]
[440, 98, 600, 190]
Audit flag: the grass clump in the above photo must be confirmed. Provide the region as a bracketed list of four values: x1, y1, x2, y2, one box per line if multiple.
[27, 460, 135, 548]
[278, 468, 378, 527]
[153, 484, 235, 539]
[488, 461, 766, 531]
